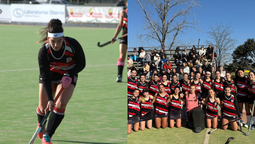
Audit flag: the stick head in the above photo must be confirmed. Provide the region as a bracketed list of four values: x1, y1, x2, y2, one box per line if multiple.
[208, 131, 211, 134]
[228, 137, 234, 140]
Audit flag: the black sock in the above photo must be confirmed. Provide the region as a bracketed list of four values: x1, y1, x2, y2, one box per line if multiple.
[37, 107, 45, 123]
[45, 111, 64, 137]
[118, 65, 124, 77]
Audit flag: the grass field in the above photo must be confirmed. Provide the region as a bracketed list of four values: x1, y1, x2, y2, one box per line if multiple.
[0, 25, 127, 144]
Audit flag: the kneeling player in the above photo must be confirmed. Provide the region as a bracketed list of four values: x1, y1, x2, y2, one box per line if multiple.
[128, 89, 140, 134]
[247, 71, 255, 129]
[168, 87, 183, 128]
[221, 86, 241, 131]
[139, 88, 153, 130]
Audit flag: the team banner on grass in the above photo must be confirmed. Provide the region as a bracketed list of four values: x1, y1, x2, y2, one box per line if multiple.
[11, 4, 65, 23]
[0, 4, 11, 22]
[66, 6, 122, 23]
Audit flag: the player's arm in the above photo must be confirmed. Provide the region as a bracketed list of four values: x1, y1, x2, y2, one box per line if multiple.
[152, 93, 157, 104]
[38, 46, 53, 102]
[65, 38, 86, 78]
[111, 10, 124, 43]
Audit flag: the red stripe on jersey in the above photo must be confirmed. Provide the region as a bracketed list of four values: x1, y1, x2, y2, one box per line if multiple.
[64, 39, 70, 46]
[50, 68, 68, 75]
[64, 51, 74, 57]
[50, 60, 76, 67]
[223, 110, 236, 116]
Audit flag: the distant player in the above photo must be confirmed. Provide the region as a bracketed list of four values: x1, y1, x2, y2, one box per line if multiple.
[111, 1, 128, 82]
[128, 89, 140, 134]
[37, 19, 86, 144]
[246, 71, 255, 129]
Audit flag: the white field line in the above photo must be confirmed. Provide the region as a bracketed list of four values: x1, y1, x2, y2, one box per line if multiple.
[0, 64, 116, 72]
[204, 128, 210, 144]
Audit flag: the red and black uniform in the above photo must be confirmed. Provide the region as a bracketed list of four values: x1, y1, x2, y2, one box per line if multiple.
[149, 80, 159, 97]
[38, 37, 86, 101]
[137, 82, 147, 97]
[202, 79, 212, 98]
[155, 93, 169, 117]
[120, 8, 127, 45]
[247, 80, 255, 104]
[128, 97, 140, 124]
[169, 95, 182, 120]
[222, 94, 240, 120]
[213, 79, 224, 100]
[224, 80, 236, 94]
[161, 81, 171, 95]
[127, 77, 138, 98]
[170, 81, 181, 93]
[180, 80, 190, 94]
[205, 98, 218, 119]
[191, 80, 202, 94]
[235, 76, 248, 103]
[140, 97, 153, 121]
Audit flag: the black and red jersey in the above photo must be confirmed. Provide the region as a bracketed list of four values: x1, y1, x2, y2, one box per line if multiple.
[149, 80, 159, 96]
[202, 79, 212, 96]
[122, 8, 127, 35]
[222, 94, 240, 119]
[206, 98, 218, 118]
[127, 77, 138, 97]
[128, 97, 140, 119]
[161, 81, 171, 95]
[140, 97, 153, 117]
[137, 82, 147, 97]
[247, 80, 255, 98]
[169, 95, 182, 112]
[191, 80, 202, 93]
[155, 93, 169, 115]
[38, 37, 86, 101]
[224, 80, 236, 94]
[235, 77, 248, 97]
[180, 80, 190, 94]
[170, 81, 181, 93]
[213, 79, 224, 97]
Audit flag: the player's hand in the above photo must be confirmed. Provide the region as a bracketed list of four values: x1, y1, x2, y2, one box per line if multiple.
[111, 37, 116, 43]
[61, 74, 72, 88]
[44, 101, 54, 113]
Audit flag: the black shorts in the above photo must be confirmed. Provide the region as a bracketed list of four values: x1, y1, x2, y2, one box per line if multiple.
[237, 96, 249, 103]
[119, 36, 127, 45]
[169, 110, 182, 120]
[222, 116, 237, 121]
[155, 113, 168, 118]
[39, 75, 78, 87]
[216, 93, 224, 101]
[128, 115, 140, 125]
[140, 112, 153, 121]
[248, 96, 255, 104]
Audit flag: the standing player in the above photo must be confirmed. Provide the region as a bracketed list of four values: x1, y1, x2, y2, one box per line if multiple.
[191, 72, 203, 95]
[235, 69, 249, 127]
[202, 71, 213, 100]
[161, 74, 171, 95]
[128, 89, 140, 134]
[222, 86, 241, 131]
[168, 87, 183, 128]
[127, 69, 138, 98]
[246, 71, 255, 129]
[149, 74, 160, 97]
[139, 88, 154, 130]
[213, 71, 224, 101]
[37, 19, 86, 144]
[170, 75, 181, 93]
[180, 73, 190, 95]
[224, 72, 237, 95]
[111, 2, 128, 82]
[152, 84, 169, 129]
[137, 74, 147, 97]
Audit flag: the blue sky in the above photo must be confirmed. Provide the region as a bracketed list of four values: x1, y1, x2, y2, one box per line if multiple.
[128, 0, 255, 51]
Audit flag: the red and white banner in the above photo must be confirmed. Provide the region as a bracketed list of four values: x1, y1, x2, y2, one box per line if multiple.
[66, 6, 123, 23]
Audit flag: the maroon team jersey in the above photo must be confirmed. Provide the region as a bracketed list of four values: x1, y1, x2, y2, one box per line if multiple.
[138, 82, 147, 97]
[140, 97, 153, 117]
[149, 80, 159, 96]
[202, 79, 212, 96]
[247, 80, 255, 98]
[180, 80, 190, 94]
[213, 79, 224, 99]
[170, 96, 182, 112]
[161, 81, 171, 95]
[222, 94, 239, 119]
[235, 77, 248, 97]
[128, 97, 140, 119]
[127, 77, 138, 97]
[206, 98, 218, 118]
[192, 80, 202, 93]
[224, 80, 236, 94]
[155, 93, 169, 115]
[170, 81, 181, 93]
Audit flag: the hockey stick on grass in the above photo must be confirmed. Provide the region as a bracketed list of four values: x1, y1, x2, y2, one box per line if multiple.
[29, 87, 64, 144]
[208, 118, 241, 134]
[97, 34, 127, 47]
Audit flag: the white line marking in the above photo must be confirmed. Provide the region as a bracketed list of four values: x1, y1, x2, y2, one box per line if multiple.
[204, 128, 210, 144]
[0, 64, 116, 72]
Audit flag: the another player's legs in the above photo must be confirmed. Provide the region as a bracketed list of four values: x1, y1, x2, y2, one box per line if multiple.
[116, 43, 127, 82]
[176, 119, 181, 128]
[42, 84, 75, 144]
[127, 124, 132, 134]
[161, 117, 168, 129]
[206, 118, 212, 128]
[230, 120, 238, 131]
[222, 118, 229, 130]
[169, 119, 175, 128]
[37, 84, 57, 139]
[212, 117, 218, 129]
[133, 122, 139, 132]
[147, 119, 152, 129]
[155, 117, 162, 129]
[140, 121, 146, 131]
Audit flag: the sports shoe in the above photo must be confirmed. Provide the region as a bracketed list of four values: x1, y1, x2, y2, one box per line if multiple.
[116, 76, 122, 82]
[243, 123, 249, 128]
[37, 123, 45, 139]
[251, 124, 255, 130]
[42, 134, 52, 144]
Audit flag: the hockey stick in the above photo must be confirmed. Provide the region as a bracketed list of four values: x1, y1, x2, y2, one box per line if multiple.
[208, 118, 241, 134]
[245, 100, 255, 136]
[29, 87, 64, 144]
[225, 137, 234, 144]
[97, 34, 127, 47]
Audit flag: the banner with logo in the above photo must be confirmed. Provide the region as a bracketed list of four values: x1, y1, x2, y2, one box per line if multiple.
[0, 4, 11, 22]
[66, 6, 123, 23]
[11, 4, 65, 23]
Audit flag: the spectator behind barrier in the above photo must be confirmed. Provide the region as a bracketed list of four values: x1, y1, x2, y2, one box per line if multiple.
[127, 56, 133, 68]
[164, 60, 171, 70]
[159, 48, 166, 59]
[206, 45, 214, 59]
[160, 55, 167, 69]
[144, 52, 151, 65]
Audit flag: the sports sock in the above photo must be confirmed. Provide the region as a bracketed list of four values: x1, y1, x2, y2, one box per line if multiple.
[240, 113, 243, 123]
[246, 113, 251, 125]
[117, 58, 124, 77]
[45, 107, 65, 137]
[253, 113, 255, 124]
[37, 106, 45, 123]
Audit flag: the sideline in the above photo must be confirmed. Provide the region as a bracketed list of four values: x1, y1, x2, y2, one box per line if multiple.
[204, 128, 211, 144]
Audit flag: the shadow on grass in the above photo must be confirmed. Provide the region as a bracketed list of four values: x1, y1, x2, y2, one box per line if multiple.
[52, 140, 116, 144]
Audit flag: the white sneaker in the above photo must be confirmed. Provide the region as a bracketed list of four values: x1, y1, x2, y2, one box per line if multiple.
[243, 123, 249, 128]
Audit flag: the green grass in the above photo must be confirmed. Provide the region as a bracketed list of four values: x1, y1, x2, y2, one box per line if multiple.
[0, 25, 127, 144]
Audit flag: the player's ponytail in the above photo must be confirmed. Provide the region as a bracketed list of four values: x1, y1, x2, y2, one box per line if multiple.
[38, 19, 64, 43]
